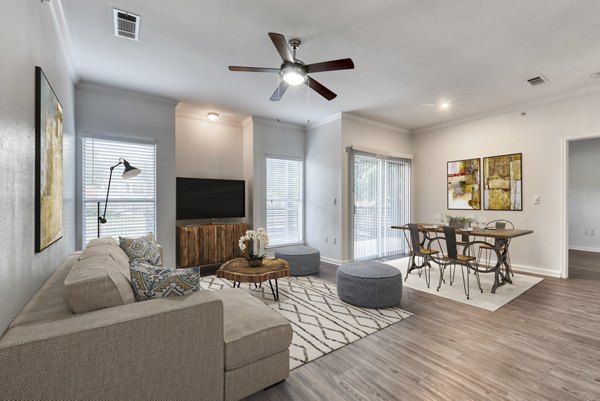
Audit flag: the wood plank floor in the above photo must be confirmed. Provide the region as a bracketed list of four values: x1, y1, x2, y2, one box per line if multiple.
[246, 251, 600, 401]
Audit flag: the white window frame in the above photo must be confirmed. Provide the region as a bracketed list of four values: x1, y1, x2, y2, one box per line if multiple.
[265, 155, 305, 248]
[81, 136, 157, 246]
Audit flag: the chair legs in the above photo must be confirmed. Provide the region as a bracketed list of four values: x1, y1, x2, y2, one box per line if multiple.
[406, 254, 432, 288]
[437, 263, 481, 300]
[459, 265, 470, 300]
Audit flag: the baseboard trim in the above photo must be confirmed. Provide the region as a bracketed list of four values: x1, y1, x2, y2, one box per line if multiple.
[511, 263, 562, 278]
[320, 257, 341, 266]
[568, 245, 600, 253]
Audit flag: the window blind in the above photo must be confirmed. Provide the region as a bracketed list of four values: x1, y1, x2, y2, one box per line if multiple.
[266, 156, 303, 247]
[350, 149, 410, 260]
[82, 137, 156, 246]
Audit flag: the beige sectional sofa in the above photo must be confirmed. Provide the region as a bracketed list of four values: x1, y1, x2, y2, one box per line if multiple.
[0, 238, 293, 401]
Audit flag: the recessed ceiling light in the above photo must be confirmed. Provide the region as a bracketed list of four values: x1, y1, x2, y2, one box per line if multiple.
[439, 102, 451, 110]
[591, 72, 600, 79]
[207, 112, 219, 121]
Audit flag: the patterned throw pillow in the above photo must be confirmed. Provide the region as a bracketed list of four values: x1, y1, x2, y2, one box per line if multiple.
[119, 233, 161, 265]
[129, 261, 200, 301]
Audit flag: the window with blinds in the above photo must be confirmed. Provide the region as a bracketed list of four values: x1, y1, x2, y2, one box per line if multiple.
[266, 156, 303, 247]
[350, 149, 410, 260]
[82, 137, 156, 246]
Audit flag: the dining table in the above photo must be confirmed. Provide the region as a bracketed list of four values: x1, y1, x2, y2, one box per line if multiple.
[391, 224, 534, 293]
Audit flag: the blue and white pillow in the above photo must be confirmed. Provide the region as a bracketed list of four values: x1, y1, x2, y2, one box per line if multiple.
[120, 233, 161, 265]
[129, 261, 200, 301]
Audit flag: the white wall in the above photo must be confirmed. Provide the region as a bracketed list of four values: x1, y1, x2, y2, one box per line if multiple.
[0, 1, 75, 333]
[413, 90, 600, 277]
[305, 116, 343, 262]
[75, 85, 177, 266]
[243, 118, 254, 226]
[176, 113, 244, 180]
[568, 137, 600, 252]
[251, 117, 305, 232]
[341, 113, 413, 262]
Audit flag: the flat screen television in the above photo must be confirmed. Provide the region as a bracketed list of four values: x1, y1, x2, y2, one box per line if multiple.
[176, 177, 245, 219]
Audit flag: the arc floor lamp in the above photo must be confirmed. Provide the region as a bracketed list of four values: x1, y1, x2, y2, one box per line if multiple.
[97, 157, 141, 238]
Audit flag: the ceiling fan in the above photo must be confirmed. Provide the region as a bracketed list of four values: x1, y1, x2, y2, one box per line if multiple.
[228, 32, 354, 101]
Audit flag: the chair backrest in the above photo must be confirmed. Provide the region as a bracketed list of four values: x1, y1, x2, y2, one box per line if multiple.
[443, 226, 458, 260]
[485, 219, 514, 229]
[407, 224, 421, 252]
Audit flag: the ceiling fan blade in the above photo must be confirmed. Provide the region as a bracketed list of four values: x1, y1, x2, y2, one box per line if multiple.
[306, 77, 337, 101]
[228, 66, 280, 73]
[306, 58, 355, 74]
[268, 32, 294, 63]
[270, 81, 290, 101]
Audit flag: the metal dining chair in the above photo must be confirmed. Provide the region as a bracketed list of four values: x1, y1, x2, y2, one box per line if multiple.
[403, 223, 439, 288]
[435, 226, 482, 300]
[478, 220, 514, 277]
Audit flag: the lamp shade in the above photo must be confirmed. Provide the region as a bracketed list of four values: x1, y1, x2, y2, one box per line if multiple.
[122, 159, 141, 179]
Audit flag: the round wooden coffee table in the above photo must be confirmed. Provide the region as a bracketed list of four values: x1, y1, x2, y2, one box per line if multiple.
[217, 258, 290, 300]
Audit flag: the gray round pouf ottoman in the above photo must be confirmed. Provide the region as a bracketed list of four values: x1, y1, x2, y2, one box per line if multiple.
[275, 245, 320, 276]
[336, 261, 402, 308]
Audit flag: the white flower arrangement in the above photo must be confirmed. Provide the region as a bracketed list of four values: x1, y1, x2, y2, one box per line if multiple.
[239, 227, 270, 260]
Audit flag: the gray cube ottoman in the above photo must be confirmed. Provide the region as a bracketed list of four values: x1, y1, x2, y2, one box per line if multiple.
[336, 261, 402, 308]
[274, 245, 320, 276]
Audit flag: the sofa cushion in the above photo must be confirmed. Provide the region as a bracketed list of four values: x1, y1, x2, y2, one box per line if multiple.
[212, 289, 293, 371]
[86, 237, 118, 248]
[120, 233, 161, 265]
[10, 254, 79, 328]
[129, 261, 200, 301]
[64, 255, 135, 314]
[79, 243, 130, 273]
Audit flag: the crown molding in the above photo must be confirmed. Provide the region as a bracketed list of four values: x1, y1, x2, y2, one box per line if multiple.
[412, 83, 600, 135]
[251, 115, 305, 130]
[241, 116, 253, 129]
[76, 82, 180, 106]
[305, 112, 342, 130]
[176, 112, 244, 128]
[342, 112, 411, 134]
[46, 0, 80, 82]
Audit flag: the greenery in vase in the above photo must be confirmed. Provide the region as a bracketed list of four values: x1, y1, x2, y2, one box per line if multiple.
[445, 215, 474, 226]
[239, 228, 269, 260]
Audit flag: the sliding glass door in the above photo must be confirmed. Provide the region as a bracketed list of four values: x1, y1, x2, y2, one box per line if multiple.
[351, 150, 410, 260]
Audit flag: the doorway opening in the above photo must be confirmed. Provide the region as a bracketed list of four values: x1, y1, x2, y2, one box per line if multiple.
[565, 135, 600, 279]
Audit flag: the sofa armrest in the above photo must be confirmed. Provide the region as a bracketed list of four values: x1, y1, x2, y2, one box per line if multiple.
[0, 291, 224, 401]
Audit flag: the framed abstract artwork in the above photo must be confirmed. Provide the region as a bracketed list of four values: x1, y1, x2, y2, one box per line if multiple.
[483, 153, 522, 211]
[35, 66, 63, 252]
[447, 158, 481, 210]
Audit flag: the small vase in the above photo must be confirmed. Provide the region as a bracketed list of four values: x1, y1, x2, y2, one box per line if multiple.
[247, 258, 263, 267]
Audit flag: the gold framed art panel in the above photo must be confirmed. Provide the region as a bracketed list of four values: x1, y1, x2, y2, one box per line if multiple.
[483, 153, 522, 211]
[35, 66, 63, 252]
[447, 158, 481, 210]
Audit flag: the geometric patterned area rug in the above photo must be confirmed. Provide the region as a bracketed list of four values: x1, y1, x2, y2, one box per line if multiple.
[199, 275, 412, 370]
[384, 258, 543, 312]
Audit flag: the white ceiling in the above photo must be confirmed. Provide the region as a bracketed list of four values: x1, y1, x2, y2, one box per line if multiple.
[60, 0, 600, 130]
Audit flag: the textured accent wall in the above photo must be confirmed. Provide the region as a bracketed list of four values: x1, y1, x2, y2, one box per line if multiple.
[0, 2, 76, 334]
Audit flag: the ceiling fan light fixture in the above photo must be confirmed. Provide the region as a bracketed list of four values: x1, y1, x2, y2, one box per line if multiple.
[282, 65, 306, 86]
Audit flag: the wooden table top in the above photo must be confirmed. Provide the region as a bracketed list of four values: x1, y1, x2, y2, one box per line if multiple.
[217, 258, 290, 283]
[391, 224, 534, 239]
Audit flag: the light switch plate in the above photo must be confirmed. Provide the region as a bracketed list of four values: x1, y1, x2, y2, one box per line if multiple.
[533, 195, 541, 205]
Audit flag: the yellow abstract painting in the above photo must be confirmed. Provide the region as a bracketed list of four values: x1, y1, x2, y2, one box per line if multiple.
[447, 158, 481, 210]
[35, 67, 63, 252]
[483, 153, 522, 211]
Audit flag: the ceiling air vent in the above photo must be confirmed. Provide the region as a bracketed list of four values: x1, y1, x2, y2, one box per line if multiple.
[113, 9, 140, 40]
[526, 76, 548, 86]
